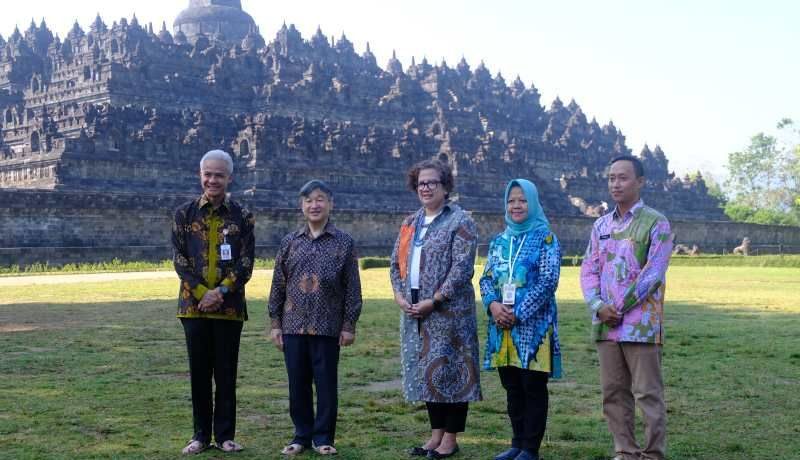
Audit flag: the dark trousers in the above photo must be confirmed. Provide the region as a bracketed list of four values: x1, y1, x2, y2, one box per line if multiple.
[283, 334, 340, 447]
[181, 318, 243, 445]
[498, 366, 549, 454]
[425, 402, 469, 433]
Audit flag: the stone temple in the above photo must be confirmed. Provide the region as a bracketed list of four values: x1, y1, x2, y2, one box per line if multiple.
[174, 0, 256, 46]
[1, 1, 796, 264]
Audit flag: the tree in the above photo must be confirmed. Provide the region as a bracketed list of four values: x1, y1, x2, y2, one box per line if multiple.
[723, 119, 800, 226]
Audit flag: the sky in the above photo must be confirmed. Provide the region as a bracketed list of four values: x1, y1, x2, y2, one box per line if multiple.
[2, 0, 798, 180]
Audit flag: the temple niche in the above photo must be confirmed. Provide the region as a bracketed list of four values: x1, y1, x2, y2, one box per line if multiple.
[0, 1, 726, 221]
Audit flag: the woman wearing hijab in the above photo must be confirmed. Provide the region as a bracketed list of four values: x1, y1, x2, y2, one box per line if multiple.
[390, 159, 482, 459]
[479, 179, 562, 460]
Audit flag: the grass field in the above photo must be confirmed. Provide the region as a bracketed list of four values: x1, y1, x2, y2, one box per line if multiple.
[1, 266, 798, 460]
[3, 254, 800, 277]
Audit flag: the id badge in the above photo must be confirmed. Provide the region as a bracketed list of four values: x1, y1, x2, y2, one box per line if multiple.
[220, 244, 232, 261]
[502, 282, 516, 305]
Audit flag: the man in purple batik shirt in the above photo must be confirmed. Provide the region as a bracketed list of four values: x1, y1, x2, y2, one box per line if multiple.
[580, 155, 673, 460]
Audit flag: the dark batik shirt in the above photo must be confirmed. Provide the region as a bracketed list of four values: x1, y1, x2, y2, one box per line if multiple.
[268, 221, 363, 337]
[172, 195, 255, 321]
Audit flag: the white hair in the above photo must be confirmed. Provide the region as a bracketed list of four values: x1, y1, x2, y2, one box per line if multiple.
[200, 149, 234, 174]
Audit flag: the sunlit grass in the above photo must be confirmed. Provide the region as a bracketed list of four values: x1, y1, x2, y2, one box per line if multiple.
[1, 267, 798, 459]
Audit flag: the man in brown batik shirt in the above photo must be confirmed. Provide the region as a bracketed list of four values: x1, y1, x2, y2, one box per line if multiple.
[267, 179, 362, 456]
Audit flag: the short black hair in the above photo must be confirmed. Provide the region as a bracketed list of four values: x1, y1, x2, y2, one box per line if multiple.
[609, 155, 645, 178]
[299, 179, 333, 198]
[406, 159, 455, 198]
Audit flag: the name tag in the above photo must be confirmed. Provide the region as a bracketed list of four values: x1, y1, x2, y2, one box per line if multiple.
[502, 282, 516, 305]
[220, 244, 232, 261]
[599, 234, 611, 240]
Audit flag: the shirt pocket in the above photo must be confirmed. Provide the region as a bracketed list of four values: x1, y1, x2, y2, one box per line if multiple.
[516, 246, 540, 285]
[283, 240, 305, 274]
[598, 237, 613, 263]
[216, 222, 238, 267]
[220, 220, 240, 242]
[318, 248, 347, 287]
[614, 238, 638, 283]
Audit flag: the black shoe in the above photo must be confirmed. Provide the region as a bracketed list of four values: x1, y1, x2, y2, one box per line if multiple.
[494, 448, 521, 460]
[514, 450, 539, 460]
[409, 446, 430, 457]
[427, 444, 459, 459]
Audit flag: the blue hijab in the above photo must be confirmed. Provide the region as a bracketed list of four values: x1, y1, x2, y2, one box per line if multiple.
[504, 179, 550, 236]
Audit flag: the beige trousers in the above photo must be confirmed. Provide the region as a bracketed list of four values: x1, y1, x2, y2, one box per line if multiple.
[597, 341, 666, 460]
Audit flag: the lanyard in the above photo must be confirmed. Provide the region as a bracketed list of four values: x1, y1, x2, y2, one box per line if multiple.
[414, 210, 441, 247]
[507, 234, 527, 278]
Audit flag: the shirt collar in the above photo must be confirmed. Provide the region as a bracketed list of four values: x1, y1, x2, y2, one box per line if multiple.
[416, 202, 452, 220]
[612, 199, 644, 221]
[298, 220, 336, 238]
[198, 194, 231, 212]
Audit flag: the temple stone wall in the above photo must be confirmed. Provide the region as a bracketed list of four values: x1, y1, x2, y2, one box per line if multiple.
[1, 10, 727, 222]
[1, 189, 798, 267]
[0, 5, 794, 268]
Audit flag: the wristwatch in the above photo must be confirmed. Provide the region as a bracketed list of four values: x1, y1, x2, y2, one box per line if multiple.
[218, 285, 229, 295]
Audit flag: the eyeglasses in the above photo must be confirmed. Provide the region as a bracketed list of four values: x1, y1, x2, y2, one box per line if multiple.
[417, 180, 441, 191]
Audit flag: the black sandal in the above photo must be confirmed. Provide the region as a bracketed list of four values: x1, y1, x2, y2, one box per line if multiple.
[409, 446, 431, 456]
[427, 444, 459, 459]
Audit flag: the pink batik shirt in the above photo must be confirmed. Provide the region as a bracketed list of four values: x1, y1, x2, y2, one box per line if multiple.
[580, 200, 674, 344]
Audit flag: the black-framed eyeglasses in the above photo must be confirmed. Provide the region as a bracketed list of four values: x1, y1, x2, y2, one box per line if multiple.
[417, 180, 441, 191]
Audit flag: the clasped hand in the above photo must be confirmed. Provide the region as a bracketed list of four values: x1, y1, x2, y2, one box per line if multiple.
[597, 304, 622, 328]
[489, 301, 516, 329]
[198, 288, 224, 312]
[394, 292, 434, 319]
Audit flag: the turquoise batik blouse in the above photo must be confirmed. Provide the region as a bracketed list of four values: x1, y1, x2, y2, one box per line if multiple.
[480, 228, 563, 378]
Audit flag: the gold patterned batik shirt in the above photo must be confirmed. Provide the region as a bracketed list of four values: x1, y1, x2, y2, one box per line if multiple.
[172, 195, 255, 321]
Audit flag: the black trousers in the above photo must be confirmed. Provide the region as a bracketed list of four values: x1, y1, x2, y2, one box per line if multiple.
[425, 402, 469, 433]
[283, 334, 340, 447]
[498, 366, 549, 453]
[181, 318, 243, 445]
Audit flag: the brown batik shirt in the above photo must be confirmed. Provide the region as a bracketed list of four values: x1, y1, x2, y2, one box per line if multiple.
[267, 221, 363, 337]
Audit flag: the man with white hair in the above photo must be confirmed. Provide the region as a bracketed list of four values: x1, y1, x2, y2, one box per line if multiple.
[171, 149, 255, 454]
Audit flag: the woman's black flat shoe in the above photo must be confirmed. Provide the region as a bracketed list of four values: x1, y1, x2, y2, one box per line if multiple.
[427, 445, 459, 459]
[409, 446, 430, 456]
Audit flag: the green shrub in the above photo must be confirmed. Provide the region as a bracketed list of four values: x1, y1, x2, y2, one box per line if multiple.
[360, 257, 391, 270]
[2, 253, 798, 276]
[670, 254, 800, 268]
[563, 255, 584, 266]
[254, 258, 276, 269]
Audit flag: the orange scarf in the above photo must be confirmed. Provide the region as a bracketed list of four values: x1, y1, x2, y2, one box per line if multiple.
[396, 223, 415, 280]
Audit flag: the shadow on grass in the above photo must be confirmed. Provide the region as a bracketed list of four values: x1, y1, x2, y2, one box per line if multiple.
[1, 298, 799, 459]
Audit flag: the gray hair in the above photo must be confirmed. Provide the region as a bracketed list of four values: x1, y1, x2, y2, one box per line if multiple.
[200, 149, 234, 175]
